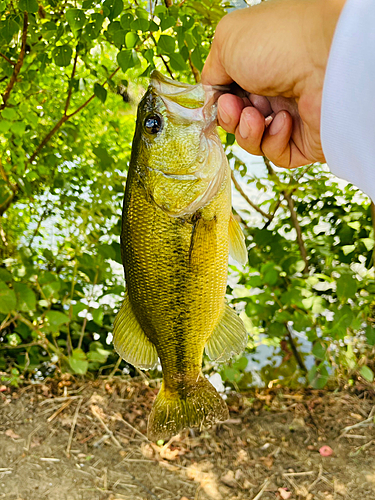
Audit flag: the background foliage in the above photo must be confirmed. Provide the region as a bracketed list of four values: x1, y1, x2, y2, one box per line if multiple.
[0, 0, 374, 389]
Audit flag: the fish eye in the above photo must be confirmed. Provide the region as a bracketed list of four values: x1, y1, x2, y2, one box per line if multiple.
[144, 114, 162, 134]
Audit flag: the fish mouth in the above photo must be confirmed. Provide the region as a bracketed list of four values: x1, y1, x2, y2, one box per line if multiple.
[150, 70, 217, 130]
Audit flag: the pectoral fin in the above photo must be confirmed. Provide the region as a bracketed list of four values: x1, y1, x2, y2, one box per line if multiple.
[229, 213, 247, 265]
[113, 292, 158, 370]
[205, 304, 248, 362]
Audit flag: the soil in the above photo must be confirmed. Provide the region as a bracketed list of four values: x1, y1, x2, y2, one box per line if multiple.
[0, 376, 375, 500]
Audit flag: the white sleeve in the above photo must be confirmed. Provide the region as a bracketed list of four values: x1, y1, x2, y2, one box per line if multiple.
[321, 0, 375, 201]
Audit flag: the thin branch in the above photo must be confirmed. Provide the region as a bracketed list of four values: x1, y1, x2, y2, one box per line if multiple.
[158, 54, 174, 79]
[0, 52, 15, 66]
[1, 12, 28, 110]
[285, 191, 309, 273]
[285, 323, 308, 373]
[64, 48, 79, 115]
[28, 115, 68, 164]
[186, 44, 200, 83]
[29, 67, 120, 165]
[28, 204, 51, 248]
[264, 157, 309, 273]
[231, 170, 272, 220]
[263, 197, 282, 229]
[0, 192, 17, 217]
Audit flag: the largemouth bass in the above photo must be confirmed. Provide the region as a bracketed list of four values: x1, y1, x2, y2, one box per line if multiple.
[113, 71, 248, 441]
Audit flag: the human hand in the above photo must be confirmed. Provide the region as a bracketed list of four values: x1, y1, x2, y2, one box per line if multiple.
[202, 0, 346, 168]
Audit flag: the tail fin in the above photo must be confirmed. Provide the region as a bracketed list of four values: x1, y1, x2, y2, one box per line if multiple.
[147, 375, 228, 441]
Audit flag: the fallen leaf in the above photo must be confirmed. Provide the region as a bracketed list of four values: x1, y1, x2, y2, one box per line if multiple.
[185, 463, 221, 499]
[319, 445, 333, 457]
[260, 455, 274, 469]
[221, 470, 236, 488]
[5, 429, 20, 439]
[278, 487, 292, 499]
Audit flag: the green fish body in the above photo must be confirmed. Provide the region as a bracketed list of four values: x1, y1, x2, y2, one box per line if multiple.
[113, 72, 248, 441]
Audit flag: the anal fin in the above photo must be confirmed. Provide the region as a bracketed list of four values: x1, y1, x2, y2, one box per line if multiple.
[113, 291, 158, 370]
[229, 212, 247, 265]
[205, 304, 248, 362]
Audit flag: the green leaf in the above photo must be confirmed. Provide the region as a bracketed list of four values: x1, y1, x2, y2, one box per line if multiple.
[312, 341, 326, 360]
[0, 268, 12, 282]
[120, 13, 133, 30]
[169, 52, 186, 71]
[125, 31, 138, 48]
[69, 349, 88, 375]
[53, 45, 73, 67]
[66, 9, 86, 36]
[232, 356, 248, 372]
[160, 15, 175, 31]
[342, 244, 355, 255]
[158, 34, 175, 54]
[14, 283, 36, 312]
[46, 310, 70, 330]
[2, 107, 17, 120]
[0, 281, 17, 314]
[360, 366, 374, 382]
[336, 274, 357, 301]
[191, 46, 203, 72]
[131, 18, 149, 31]
[365, 326, 375, 346]
[92, 306, 104, 326]
[103, 0, 123, 20]
[117, 49, 134, 72]
[0, 18, 19, 44]
[0, 2, 6, 11]
[94, 83, 107, 103]
[19, 0, 38, 13]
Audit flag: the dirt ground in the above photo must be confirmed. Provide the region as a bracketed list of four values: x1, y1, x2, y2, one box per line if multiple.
[0, 376, 375, 500]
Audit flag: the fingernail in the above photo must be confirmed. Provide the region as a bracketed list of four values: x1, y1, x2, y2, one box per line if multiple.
[239, 115, 251, 139]
[269, 111, 285, 136]
[219, 107, 230, 124]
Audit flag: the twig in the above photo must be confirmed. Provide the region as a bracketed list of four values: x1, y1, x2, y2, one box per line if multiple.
[66, 397, 83, 456]
[109, 356, 122, 378]
[340, 413, 375, 436]
[285, 323, 307, 373]
[91, 405, 122, 448]
[307, 464, 323, 492]
[264, 157, 309, 273]
[39, 395, 82, 405]
[186, 44, 200, 83]
[0, 53, 15, 66]
[251, 478, 270, 500]
[283, 471, 314, 476]
[47, 398, 74, 422]
[231, 170, 272, 220]
[28, 67, 119, 165]
[64, 48, 79, 115]
[1, 12, 28, 110]
[158, 54, 174, 79]
[118, 415, 149, 442]
[28, 204, 51, 248]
